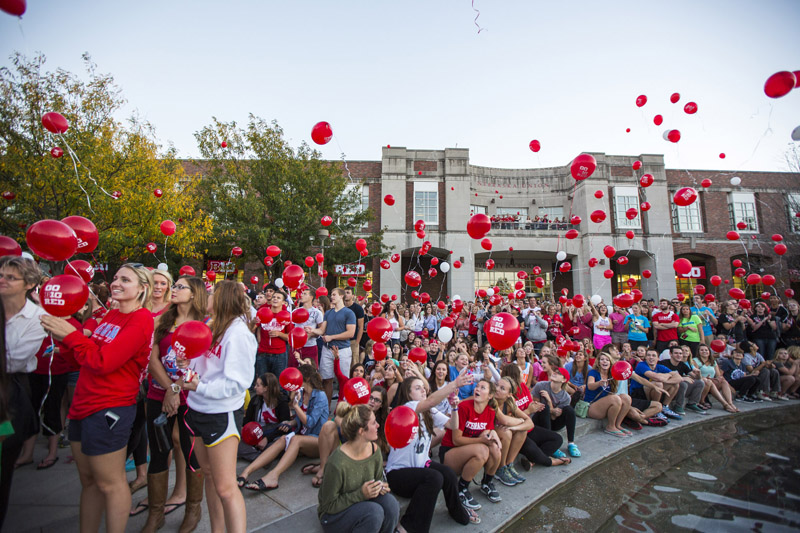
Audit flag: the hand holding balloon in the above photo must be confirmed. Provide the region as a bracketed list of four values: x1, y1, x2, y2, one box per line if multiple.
[40, 315, 78, 341]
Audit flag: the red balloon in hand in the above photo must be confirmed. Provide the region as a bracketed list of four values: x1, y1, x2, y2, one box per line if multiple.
[26, 219, 78, 261]
[41, 275, 89, 317]
[61, 215, 99, 253]
[385, 405, 420, 449]
[242, 422, 264, 446]
[279, 367, 303, 392]
[344, 377, 371, 405]
[171, 320, 213, 359]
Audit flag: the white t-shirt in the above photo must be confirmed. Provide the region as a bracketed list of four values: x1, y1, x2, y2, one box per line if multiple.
[385, 400, 449, 472]
[297, 306, 324, 347]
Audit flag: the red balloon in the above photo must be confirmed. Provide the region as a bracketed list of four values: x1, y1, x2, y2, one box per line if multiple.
[611, 360, 633, 381]
[673, 258, 692, 276]
[179, 265, 196, 276]
[384, 194, 395, 206]
[771, 234, 783, 242]
[206, 270, 217, 282]
[153, 188, 163, 198]
[746, 273, 762, 285]
[694, 284, 706, 295]
[311, 121, 333, 145]
[676, 293, 686, 302]
[734, 268, 746, 278]
[146, 242, 157, 254]
[41, 112, 68, 134]
[368, 302, 382, 318]
[739, 299, 752, 310]
[573, 294, 585, 307]
[467, 213, 491, 239]
[631, 289, 643, 303]
[642, 269, 652, 279]
[710, 339, 727, 353]
[289, 327, 308, 350]
[667, 129, 681, 143]
[391, 253, 401, 263]
[670, 92, 680, 104]
[265, 245, 281, 258]
[613, 293, 634, 309]
[570, 215, 582, 225]
[414, 219, 426, 233]
[160, 220, 176, 236]
[291, 308, 310, 324]
[26, 219, 78, 261]
[220, 141, 228, 148]
[626, 207, 638, 220]
[653, 114, 663, 126]
[701, 179, 712, 188]
[594, 190, 604, 199]
[604, 269, 614, 279]
[565, 229, 579, 240]
[40, 275, 88, 317]
[346, 277, 357, 288]
[315, 253, 324, 264]
[111, 190, 122, 199]
[764, 71, 797, 98]
[453, 260, 462, 269]
[64, 259, 94, 283]
[404, 270, 421, 287]
[409, 347, 427, 365]
[385, 405, 420, 449]
[733, 259, 743, 268]
[372, 342, 388, 361]
[485, 259, 495, 270]
[559, 262, 571, 273]
[367, 317, 393, 343]
[377, 259, 389, 270]
[60, 215, 99, 253]
[171, 320, 213, 359]
[231, 246, 243, 257]
[775, 244, 788, 256]
[709, 275, 722, 286]
[603, 245, 616, 258]
[427, 267, 438, 278]
[484, 312, 520, 351]
[673, 187, 698, 207]
[344, 377, 371, 405]
[529, 139, 541, 153]
[639, 174, 654, 188]
[684, 102, 698, 114]
[590, 210, 607, 223]
[588, 258, 598, 268]
[727, 231, 740, 241]
[640, 201, 651, 212]
[632, 160, 642, 170]
[242, 422, 264, 446]
[729, 288, 745, 299]
[50, 146, 63, 158]
[321, 215, 333, 227]
[786, 289, 795, 298]
[480, 238, 492, 251]
[617, 256, 629, 265]
[705, 294, 715, 303]
[355, 238, 368, 252]
[1, 191, 15, 200]
[263, 257, 274, 267]
[636, 95, 647, 107]
[0, 236, 21, 257]
[316, 287, 329, 297]
[282, 265, 304, 290]
[570, 154, 597, 181]
[762, 275, 776, 286]
[626, 230, 635, 240]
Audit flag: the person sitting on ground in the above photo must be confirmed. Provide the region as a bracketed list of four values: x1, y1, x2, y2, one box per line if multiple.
[533, 368, 581, 457]
[630, 349, 685, 419]
[691, 344, 739, 412]
[660, 345, 707, 415]
[741, 340, 780, 401]
[585, 352, 633, 437]
[719, 348, 760, 402]
[239, 373, 291, 461]
[775, 347, 799, 398]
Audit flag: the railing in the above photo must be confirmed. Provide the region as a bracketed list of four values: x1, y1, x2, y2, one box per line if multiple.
[490, 221, 569, 231]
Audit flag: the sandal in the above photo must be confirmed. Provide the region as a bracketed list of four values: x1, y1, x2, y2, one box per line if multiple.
[312, 474, 324, 488]
[164, 502, 185, 516]
[724, 404, 737, 413]
[36, 457, 59, 470]
[130, 501, 149, 517]
[604, 429, 627, 437]
[14, 460, 32, 469]
[301, 463, 320, 475]
[237, 476, 247, 488]
[552, 457, 572, 466]
[466, 507, 481, 524]
[245, 479, 278, 492]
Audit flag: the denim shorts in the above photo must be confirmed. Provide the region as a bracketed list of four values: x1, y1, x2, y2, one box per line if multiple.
[68, 404, 136, 456]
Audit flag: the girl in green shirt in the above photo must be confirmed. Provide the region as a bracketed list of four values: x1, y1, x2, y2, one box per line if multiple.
[678, 305, 704, 358]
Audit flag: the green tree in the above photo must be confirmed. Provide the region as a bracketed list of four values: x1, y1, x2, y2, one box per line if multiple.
[0, 53, 214, 272]
[194, 115, 388, 278]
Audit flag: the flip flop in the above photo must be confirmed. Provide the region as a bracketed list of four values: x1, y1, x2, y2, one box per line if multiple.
[312, 475, 324, 488]
[237, 476, 247, 488]
[604, 429, 627, 438]
[130, 501, 149, 517]
[301, 463, 320, 475]
[245, 479, 278, 492]
[164, 502, 185, 516]
[14, 460, 33, 469]
[36, 457, 59, 470]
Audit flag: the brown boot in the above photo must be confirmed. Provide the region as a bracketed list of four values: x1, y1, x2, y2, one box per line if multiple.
[179, 468, 204, 533]
[140, 471, 169, 532]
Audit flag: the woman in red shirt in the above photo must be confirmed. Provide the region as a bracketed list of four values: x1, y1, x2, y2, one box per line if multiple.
[41, 264, 155, 533]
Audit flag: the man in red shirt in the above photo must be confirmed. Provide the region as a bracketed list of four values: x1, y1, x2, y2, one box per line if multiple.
[651, 298, 679, 354]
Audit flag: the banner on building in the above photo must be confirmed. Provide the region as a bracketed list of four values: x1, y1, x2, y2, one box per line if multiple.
[677, 266, 706, 279]
[207, 260, 237, 274]
[334, 263, 366, 276]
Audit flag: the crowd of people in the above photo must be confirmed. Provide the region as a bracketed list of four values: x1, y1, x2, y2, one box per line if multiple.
[485, 213, 570, 231]
[2, 254, 799, 533]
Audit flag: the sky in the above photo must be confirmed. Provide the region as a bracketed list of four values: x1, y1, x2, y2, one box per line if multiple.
[1, 0, 799, 172]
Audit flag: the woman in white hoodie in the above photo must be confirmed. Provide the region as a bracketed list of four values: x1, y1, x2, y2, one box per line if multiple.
[180, 281, 257, 533]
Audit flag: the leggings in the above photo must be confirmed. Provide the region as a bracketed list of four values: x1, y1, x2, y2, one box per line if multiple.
[126, 395, 148, 467]
[29, 373, 69, 437]
[549, 405, 576, 442]
[145, 398, 198, 473]
[386, 462, 469, 533]
[519, 426, 563, 466]
[320, 492, 399, 533]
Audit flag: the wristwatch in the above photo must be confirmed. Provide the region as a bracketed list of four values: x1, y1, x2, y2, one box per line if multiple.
[170, 383, 181, 394]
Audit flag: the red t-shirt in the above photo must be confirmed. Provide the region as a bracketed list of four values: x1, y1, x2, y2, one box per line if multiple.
[514, 383, 533, 411]
[442, 398, 495, 448]
[33, 317, 82, 375]
[652, 311, 678, 342]
[64, 308, 154, 420]
[258, 315, 291, 354]
[544, 314, 563, 338]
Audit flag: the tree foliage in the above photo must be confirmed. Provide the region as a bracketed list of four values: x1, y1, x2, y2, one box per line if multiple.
[194, 115, 388, 273]
[0, 53, 214, 271]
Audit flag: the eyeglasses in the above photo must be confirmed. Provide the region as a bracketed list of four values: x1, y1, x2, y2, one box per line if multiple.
[0, 273, 23, 281]
[172, 284, 191, 291]
[368, 396, 382, 404]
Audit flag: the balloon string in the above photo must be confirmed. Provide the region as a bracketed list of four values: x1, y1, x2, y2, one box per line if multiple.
[163, 235, 170, 265]
[471, 0, 486, 33]
[59, 134, 95, 214]
[38, 334, 57, 436]
[58, 134, 117, 202]
[66, 258, 108, 312]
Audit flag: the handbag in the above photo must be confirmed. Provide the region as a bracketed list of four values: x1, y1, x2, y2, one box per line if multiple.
[574, 400, 590, 418]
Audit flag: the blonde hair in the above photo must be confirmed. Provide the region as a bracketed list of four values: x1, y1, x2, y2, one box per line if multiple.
[340, 403, 373, 442]
[152, 269, 174, 305]
[120, 264, 154, 311]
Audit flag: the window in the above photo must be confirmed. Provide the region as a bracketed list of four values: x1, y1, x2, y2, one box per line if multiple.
[538, 206, 563, 220]
[672, 202, 703, 233]
[474, 268, 551, 296]
[496, 207, 528, 218]
[788, 194, 800, 233]
[728, 192, 758, 232]
[675, 277, 698, 298]
[414, 182, 438, 226]
[614, 186, 641, 229]
[616, 275, 641, 295]
[341, 183, 369, 221]
[470, 205, 487, 215]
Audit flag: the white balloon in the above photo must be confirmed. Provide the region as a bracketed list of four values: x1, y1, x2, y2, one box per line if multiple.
[662, 130, 671, 141]
[438, 326, 453, 343]
[21, 251, 34, 260]
[157, 263, 169, 271]
[792, 125, 800, 142]
[452, 295, 461, 302]
[275, 278, 284, 288]
[556, 251, 567, 261]
[486, 288, 495, 296]
[440, 261, 450, 273]
[730, 176, 741, 186]
[590, 295, 602, 305]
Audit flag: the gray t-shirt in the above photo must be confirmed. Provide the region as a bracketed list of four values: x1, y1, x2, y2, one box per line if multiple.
[532, 381, 571, 409]
[323, 307, 357, 349]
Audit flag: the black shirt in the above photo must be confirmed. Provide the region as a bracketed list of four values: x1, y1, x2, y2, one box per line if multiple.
[348, 303, 365, 340]
[661, 359, 693, 377]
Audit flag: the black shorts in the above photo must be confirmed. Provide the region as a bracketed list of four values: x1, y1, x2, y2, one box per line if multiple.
[186, 408, 243, 447]
[631, 397, 652, 411]
[630, 387, 649, 401]
[438, 444, 453, 463]
[68, 404, 136, 456]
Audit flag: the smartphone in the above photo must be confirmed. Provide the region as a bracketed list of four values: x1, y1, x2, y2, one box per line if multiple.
[104, 410, 121, 430]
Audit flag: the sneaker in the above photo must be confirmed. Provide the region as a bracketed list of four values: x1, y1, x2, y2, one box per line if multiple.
[568, 443, 582, 457]
[672, 406, 686, 415]
[552, 449, 567, 459]
[507, 464, 526, 484]
[495, 466, 518, 487]
[458, 488, 481, 510]
[685, 403, 707, 415]
[58, 433, 70, 449]
[518, 456, 531, 472]
[758, 392, 772, 402]
[480, 480, 502, 503]
[622, 418, 643, 430]
[662, 407, 683, 420]
[734, 395, 743, 402]
[743, 396, 756, 403]
[778, 394, 791, 401]
[125, 458, 136, 472]
[656, 412, 669, 422]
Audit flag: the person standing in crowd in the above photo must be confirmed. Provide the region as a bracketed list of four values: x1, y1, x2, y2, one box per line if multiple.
[255, 290, 291, 381]
[525, 306, 548, 356]
[745, 301, 778, 361]
[343, 287, 365, 365]
[151, 269, 173, 317]
[718, 300, 747, 344]
[0, 256, 46, 527]
[41, 263, 155, 533]
[294, 287, 323, 368]
[381, 301, 405, 350]
[652, 299, 680, 354]
[677, 304, 704, 358]
[180, 280, 256, 533]
[310, 288, 356, 403]
[609, 303, 628, 350]
[623, 303, 650, 351]
[589, 301, 612, 351]
[691, 294, 717, 345]
[781, 299, 800, 347]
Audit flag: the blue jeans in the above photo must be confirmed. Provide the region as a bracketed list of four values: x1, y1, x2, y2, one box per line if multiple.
[254, 350, 288, 385]
[320, 493, 399, 533]
[753, 338, 777, 360]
